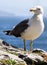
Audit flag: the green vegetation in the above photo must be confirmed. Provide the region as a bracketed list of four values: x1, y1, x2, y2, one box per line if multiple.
[0, 59, 17, 65]
[0, 59, 25, 65]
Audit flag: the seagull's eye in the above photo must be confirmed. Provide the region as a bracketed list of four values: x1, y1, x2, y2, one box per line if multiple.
[37, 8, 40, 10]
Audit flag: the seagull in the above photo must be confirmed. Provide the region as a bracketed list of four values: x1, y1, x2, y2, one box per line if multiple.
[3, 6, 44, 52]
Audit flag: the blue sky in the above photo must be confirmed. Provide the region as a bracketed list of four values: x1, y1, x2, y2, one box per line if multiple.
[0, 0, 47, 16]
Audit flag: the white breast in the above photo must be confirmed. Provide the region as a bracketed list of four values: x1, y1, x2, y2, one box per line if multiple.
[21, 15, 44, 41]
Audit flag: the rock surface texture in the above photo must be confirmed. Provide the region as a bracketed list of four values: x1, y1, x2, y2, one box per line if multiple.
[0, 39, 47, 65]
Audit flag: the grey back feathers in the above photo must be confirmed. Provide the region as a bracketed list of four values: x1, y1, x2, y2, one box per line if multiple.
[10, 19, 29, 37]
[4, 19, 29, 37]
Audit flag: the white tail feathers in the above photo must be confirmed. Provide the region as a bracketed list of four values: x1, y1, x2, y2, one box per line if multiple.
[3, 30, 11, 35]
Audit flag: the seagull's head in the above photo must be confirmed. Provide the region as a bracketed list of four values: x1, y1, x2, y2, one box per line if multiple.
[30, 6, 44, 15]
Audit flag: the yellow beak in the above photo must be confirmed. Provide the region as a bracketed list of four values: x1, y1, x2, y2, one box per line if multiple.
[30, 8, 36, 12]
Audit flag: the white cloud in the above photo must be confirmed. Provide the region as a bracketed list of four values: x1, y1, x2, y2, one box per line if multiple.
[0, 0, 47, 16]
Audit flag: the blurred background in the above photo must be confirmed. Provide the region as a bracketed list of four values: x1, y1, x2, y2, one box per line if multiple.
[0, 0, 47, 51]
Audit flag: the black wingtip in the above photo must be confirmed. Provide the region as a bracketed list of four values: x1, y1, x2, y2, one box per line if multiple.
[3, 30, 11, 35]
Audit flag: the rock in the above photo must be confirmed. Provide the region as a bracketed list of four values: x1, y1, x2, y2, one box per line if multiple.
[0, 62, 3, 65]
[0, 55, 7, 60]
[27, 54, 47, 65]
[0, 50, 26, 65]
[28, 53, 44, 62]
[0, 39, 47, 65]
[0, 39, 9, 46]
[41, 52, 47, 61]
[19, 54, 27, 59]
[0, 54, 9, 60]
[0, 39, 18, 48]
[32, 48, 47, 61]
[32, 48, 46, 53]
[19, 53, 47, 65]
[2, 41, 9, 46]
[0, 50, 24, 62]
[35, 61, 47, 65]
[0, 39, 3, 46]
